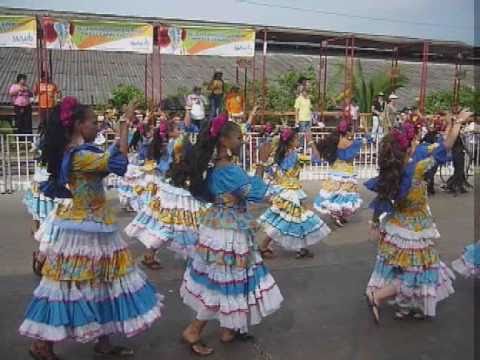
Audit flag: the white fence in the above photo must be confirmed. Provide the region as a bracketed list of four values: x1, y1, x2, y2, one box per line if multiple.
[0, 131, 478, 194]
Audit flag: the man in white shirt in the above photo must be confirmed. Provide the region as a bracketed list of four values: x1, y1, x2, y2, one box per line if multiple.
[186, 86, 208, 130]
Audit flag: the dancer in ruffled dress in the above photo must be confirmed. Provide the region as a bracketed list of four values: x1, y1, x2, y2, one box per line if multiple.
[364, 110, 472, 323]
[125, 123, 204, 270]
[118, 122, 153, 212]
[19, 97, 163, 359]
[23, 135, 56, 232]
[312, 120, 364, 227]
[452, 242, 480, 278]
[130, 120, 181, 215]
[180, 115, 283, 356]
[258, 127, 331, 259]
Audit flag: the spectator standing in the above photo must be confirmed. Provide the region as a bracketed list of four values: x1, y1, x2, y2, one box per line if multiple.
[225, 84, 244, 120]
[294, 87, 312, 132]
[208, 70, 225, 118]
[371, 93, 385, 142]
[33, 71, 59, 131]
[383, 93, 398, 134]
[9, 73, 33, 135]
[186, 86, 208, 130]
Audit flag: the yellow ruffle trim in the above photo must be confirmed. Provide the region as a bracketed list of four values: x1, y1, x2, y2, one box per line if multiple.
[149, 199, 205, 227]
[42, 248, 133, 281]
[272, 197, 306, 218]
[378, 240, 439, 268]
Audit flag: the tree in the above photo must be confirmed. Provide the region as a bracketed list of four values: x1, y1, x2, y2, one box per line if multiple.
[424, 86, 479, 114]
[333, 60, 409, 113]
[111, 84, 145, 109]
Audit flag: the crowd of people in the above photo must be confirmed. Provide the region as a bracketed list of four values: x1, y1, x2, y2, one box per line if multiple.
[17, 84, 477, 359]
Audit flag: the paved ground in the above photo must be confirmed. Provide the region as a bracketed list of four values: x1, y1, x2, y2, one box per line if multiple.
[0, 182, 476, 360]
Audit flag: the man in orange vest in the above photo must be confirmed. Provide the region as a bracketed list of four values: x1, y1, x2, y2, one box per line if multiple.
[34, 71, 60, 130]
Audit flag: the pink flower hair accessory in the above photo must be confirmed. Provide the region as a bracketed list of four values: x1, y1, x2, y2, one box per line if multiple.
[264, 122, 274, 134]
[402, 122, 416, 143]
[392, 128, 410, 151]
[336, 119, 351, 135]
[209, 114, 228, 139]
[280, 127, 294, 142]
[60, 96, 78, 128]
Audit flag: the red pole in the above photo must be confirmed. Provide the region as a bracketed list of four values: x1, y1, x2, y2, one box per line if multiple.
[150, 53, 154, 105]
[344, 37, 349, 107]
[419, 41, 429, 114]
[36, 17, 42, 84]
[350, 36, 355, 129]
[318, 40, 323, 111]
[252, 48, 256, 109]
[322, 40, 328, 122]
[158, 45, 162, 110]
[144, 54, 148, 104]
[261, 28, 267, 124]
[452, 52, 462, 112]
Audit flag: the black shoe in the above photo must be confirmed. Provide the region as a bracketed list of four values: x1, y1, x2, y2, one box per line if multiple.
[459, 187, 468, 194]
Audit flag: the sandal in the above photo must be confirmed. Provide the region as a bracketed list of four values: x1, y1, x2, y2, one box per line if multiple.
[32, 251, 45, 277]
[94, 345, 134, 357]
[260, 248, 275, 259]
[181, 338, 214, 357]
[365, 292, 380, 324]
[29, 343, 61, 360]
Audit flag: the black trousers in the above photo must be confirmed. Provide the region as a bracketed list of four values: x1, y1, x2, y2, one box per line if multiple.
[14, 105, 32, 135]
[38, 108, 53, 132]
[424, 163, 438, 193]
[446, 149, 466, 191]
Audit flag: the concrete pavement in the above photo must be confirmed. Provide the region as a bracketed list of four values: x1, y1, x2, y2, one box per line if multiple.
[0, 183, 475, 360]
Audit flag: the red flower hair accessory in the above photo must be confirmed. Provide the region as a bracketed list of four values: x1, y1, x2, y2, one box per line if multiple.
[280, 127, 294, 142]
[209, 114, 228, 139]
[337, 119, 351, 135]
[392, 128, 410, 151]
[60, 96, 78, 128]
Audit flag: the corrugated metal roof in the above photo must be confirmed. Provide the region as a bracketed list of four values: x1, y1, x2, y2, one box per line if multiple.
[0, 48, 474, 107]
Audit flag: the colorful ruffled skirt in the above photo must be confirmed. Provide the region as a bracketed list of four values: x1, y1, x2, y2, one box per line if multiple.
[180, 205, 283, 333]
[19, 210, 164, 343]
[125, 181, 206, 259]
[117, 162, 159, 212]
[258, 187, 331, 251]
[313, 160, 362, 220]
[452, 242, 480, 279]
[23, 167, 57, 222]
[366, 212, 455, 317]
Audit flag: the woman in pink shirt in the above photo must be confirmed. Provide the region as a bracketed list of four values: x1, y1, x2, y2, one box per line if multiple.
[9, 73, 33, 135]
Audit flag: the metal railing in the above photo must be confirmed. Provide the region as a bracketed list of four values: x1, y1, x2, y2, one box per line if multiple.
[0, 131, 478, 194]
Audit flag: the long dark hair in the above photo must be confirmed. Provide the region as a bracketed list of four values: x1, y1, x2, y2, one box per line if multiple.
[166, 136, 193, 188]
[376, 133, 406, 201]
[188, 119, 239, 201]
[148, 121, 175, 161]
[41, 101, 90, 180]
[315, 131, 340, 165]
[274, 129, 298, 165]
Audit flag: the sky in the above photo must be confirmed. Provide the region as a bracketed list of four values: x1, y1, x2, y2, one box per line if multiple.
[0, 0, 475, 44]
